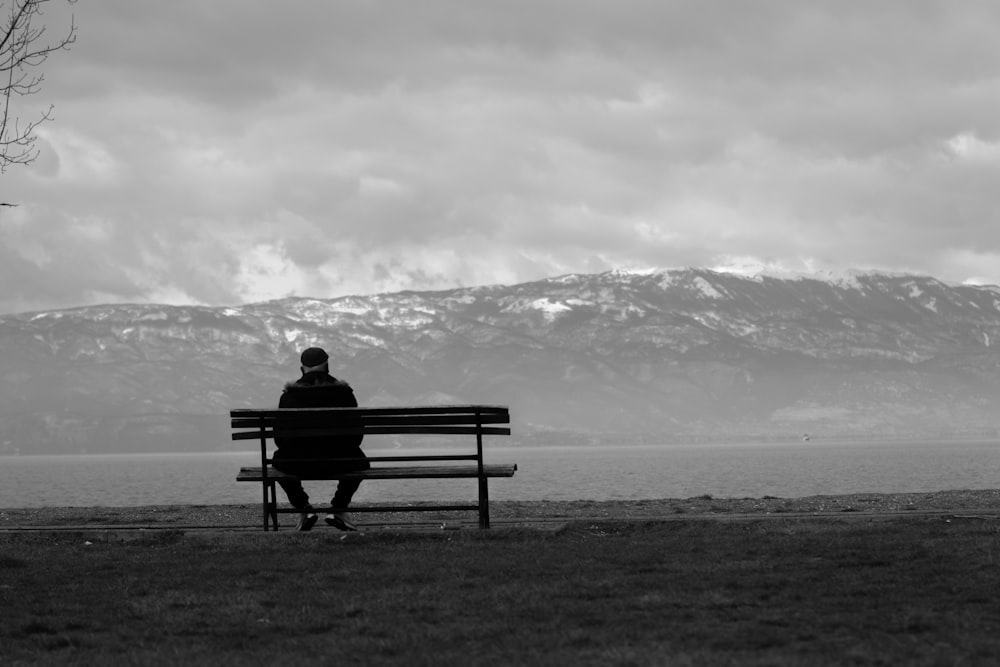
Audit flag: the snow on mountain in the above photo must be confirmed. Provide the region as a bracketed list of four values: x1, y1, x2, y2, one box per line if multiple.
[2, 268, 1000, 453]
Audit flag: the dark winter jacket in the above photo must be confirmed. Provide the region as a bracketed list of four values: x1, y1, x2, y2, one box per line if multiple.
[275, 371, 364, 452]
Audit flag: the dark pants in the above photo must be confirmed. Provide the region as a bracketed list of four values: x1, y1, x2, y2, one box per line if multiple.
[272, 446, 370, 511]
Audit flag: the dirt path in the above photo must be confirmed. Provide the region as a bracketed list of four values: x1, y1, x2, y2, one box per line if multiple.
[3, 489, 1000, 531]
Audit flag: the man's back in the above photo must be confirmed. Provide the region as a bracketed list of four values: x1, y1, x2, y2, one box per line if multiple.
[276, 372, 363, 450]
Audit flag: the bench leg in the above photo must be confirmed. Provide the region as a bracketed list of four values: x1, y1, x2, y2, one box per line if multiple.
[263, 481, 279, 531]
[270, 482, 281, 531]
[478, 476, 490, 529]
[261, 482, 268, 531]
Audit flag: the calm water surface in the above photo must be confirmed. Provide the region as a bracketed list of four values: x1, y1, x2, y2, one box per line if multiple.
[1, 439, 998, 508]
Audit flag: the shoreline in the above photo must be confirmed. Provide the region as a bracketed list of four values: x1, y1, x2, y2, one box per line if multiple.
[3, 489, 1000, 530]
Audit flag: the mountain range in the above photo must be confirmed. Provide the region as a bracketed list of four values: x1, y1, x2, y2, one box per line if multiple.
[2, 268, 1000, 454]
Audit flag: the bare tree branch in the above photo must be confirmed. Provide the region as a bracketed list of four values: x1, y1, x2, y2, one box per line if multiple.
[1, 0, 76, 174]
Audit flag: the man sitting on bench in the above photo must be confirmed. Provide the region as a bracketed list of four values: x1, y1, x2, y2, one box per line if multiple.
[274, 346, 370, 531]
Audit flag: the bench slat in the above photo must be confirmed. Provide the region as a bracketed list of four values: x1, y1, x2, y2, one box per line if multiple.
[231, 405, 509, 419]
[231, 425, 511, 441]
[268, 504, 481, 514]
[254, 455, 479, 464]
[231, 413, 510, 430]
[237, 464, 517, 482]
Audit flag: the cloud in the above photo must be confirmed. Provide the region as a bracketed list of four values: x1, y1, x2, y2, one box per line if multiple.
[2, 0, 1000, 314]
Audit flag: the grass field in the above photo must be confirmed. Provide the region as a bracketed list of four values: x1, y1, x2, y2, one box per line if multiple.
[3, 515, 1000, 666]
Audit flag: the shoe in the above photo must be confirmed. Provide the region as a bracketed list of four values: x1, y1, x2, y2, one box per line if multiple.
[296, 508, 318, 532]
[325, 512, 357, 531]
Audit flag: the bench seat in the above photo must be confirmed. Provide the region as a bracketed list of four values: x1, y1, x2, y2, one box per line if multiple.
[237, 463, 517, 481]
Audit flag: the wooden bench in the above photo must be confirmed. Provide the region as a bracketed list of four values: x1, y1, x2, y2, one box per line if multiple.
[233, 405, 515, 530]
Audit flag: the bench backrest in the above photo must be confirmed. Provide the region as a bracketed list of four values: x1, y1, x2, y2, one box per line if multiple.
[231, 405, 510, 441]
[232, 405, 510, 468]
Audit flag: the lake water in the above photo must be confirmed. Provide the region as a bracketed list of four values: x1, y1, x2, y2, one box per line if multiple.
[0, 439, 998, 509]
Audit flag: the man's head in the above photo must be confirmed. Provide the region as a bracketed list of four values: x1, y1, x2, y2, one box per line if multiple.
[300, 347, 329, 374]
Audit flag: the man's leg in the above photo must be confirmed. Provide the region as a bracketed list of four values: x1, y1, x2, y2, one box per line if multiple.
[273, 449, 313, 509]
[326, 449, 369, 530]
[276, 478, 310, 510]
[276, 479, 318, 531]
[330, 478, 362, 511]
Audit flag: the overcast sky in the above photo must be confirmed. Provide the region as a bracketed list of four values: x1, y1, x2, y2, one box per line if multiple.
[2, 1, 999, 315]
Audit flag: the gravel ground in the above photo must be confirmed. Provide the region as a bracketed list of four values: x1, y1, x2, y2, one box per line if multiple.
[3, 489, 1000, 531]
